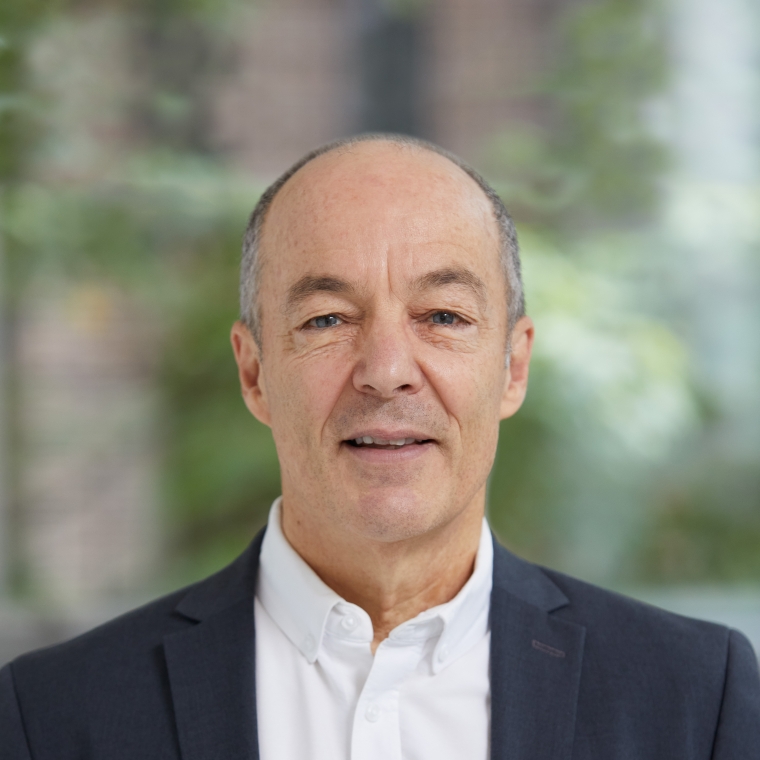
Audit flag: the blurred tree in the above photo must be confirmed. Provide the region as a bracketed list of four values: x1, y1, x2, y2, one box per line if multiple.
[0, 0, 60, 595]
[489, 0, 668, 230]
[3, 159, 277, 588]
[483, 0, 700, 583]
[487, 0, 760, 586]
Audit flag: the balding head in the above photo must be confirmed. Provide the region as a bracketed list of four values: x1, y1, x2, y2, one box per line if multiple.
[240, 134, 524, 351]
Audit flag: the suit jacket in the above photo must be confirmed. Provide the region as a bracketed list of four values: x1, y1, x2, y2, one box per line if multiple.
[2, 532, 759, 759]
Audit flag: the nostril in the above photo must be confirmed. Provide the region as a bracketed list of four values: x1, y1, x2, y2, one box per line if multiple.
[361, 382, 415, 396]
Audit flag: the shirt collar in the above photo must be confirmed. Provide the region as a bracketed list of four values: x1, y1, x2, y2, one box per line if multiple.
[256, 497, 493, 672]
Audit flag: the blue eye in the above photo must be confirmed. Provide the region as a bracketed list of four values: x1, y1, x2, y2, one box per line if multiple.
[308, 314, 342, 329]
[431, 311, 458, 325]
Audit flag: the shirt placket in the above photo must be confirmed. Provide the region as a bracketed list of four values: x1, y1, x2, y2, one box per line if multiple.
[349, 636, 428, 760]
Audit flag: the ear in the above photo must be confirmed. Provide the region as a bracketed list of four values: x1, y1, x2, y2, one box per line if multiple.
[500, 315, 534, 420]
[230, 320, 272, 427]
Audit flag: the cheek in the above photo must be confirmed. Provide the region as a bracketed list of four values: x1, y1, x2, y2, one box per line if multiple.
[430, 355, 505, 446]
[266, 349, 354, 444]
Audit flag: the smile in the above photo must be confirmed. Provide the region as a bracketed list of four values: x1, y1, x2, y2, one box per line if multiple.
[342, 437, 435, 463]
[347, 436, 431, 449]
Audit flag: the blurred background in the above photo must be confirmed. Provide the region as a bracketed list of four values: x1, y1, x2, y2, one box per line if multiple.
[1, 0, 759, 663]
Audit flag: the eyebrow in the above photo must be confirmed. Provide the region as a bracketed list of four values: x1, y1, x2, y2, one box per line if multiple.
[284, 266, 488, 314]
[285, 275, 356, 313]
[412, 267, 488, 307]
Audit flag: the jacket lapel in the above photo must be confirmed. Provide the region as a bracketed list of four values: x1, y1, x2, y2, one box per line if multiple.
[164, 531, 265, 760]
[489, 540, 585, 760]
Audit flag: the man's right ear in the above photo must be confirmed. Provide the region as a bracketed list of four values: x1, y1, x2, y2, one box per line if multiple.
[230, 321, 272, 427]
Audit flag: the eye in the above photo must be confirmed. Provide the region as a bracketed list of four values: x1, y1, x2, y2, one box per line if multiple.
[307, 314, 343, 329]
[430, 311, 461, 326]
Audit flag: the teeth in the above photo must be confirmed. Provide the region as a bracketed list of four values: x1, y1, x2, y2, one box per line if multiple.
[353, 436, 421, 446]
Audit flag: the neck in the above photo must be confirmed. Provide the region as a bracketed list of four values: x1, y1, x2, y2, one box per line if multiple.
[280, 493, 485, 654]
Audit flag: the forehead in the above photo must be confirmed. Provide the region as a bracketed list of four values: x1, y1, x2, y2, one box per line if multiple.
[260, 142, 502, 282]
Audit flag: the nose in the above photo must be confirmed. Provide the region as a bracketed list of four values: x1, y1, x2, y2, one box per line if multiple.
[352, 315, 424, 398]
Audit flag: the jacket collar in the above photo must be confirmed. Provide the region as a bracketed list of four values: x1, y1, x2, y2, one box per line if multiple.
[173, 530, 264, 623]
[491, 534, 569, 611]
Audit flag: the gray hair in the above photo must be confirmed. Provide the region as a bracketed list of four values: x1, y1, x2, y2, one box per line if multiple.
[240, 133, 525, 349]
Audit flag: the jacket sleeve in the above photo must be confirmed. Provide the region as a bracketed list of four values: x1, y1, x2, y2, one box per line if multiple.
[710, 629, 760, 759]
[0, 664, 33, 760]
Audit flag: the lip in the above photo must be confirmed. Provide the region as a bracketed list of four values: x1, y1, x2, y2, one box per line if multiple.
[340, 429, 438, 464]
[342, 429, 435, 444]
[341, 439, 436, 463]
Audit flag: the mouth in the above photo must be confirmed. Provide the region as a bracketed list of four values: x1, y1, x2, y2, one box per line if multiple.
[345, 435, 435, 451]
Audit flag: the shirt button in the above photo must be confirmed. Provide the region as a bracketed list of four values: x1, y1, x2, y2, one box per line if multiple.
[303, 635, 317, 657]
[341, 614, 358, 631]
[364, 703, 380, 723]
[436, 644, 450, 663]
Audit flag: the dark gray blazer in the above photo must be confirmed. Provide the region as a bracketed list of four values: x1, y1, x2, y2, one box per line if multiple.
[2, 532, 759, 759]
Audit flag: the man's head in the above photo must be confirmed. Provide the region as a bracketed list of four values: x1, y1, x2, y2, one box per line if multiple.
[231, 135, 533, 550]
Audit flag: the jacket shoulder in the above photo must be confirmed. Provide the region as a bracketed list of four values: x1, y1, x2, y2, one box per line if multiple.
[9, 530, 263, 683]
[5, 534, 263, 752]
[543, 566, 734, 653]
[9, 584, 194, 701]
[492, 538, 736, 655]
[537, 566, 760, 752]
[1, 585, 196, 760]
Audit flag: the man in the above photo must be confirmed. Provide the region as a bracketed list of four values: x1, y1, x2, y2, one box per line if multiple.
[1, 134, 758, 759]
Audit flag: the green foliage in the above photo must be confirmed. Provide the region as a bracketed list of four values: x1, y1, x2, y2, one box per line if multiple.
[488, 229, 698, 578]
[481, 0, 760, 583]
[552, 0, 668, 218]
[158, 208, 280, 580]
[485, 0, 760, 585]
[636, 463, 760, 582]
[0, 0, 54, 182]
[489, 0, 668, 228]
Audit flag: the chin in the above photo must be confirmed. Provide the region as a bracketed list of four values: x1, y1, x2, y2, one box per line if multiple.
[347, 489, 450, 543]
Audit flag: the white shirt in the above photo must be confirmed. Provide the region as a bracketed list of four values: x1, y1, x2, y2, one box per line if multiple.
[254, 497, 493, 760]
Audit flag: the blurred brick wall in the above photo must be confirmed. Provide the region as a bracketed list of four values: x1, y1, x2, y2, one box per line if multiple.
[428, 0, 561, 165]
[17, 282, 160, 604]
[212, 0, 356, 175]
[211, 0, 563, 175]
